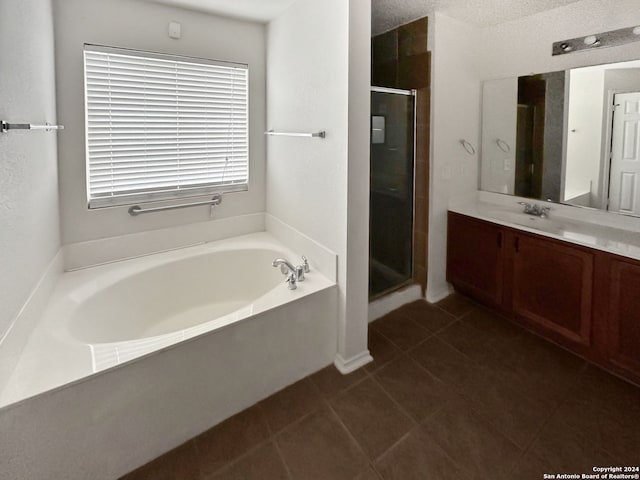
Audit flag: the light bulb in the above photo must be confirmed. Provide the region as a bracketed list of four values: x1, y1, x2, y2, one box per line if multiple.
[583, 35, 598, 46]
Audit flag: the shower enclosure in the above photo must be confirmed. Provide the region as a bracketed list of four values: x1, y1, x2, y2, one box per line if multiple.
[369, 87, 416, 298]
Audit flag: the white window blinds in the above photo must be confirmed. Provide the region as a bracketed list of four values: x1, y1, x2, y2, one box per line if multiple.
[84, 45, 249, 208]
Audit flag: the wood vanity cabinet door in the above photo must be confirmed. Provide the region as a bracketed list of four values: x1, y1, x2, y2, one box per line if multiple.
[508, 233, 594, 347]
[604, 257, 640, 379]
[447, 212, 504, 307]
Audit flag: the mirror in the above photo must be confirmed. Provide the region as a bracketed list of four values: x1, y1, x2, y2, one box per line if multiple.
[481, 59, 640, 217]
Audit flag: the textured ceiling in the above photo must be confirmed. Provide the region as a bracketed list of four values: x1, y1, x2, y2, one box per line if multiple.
[143, 0, 297, 22]
[143, 0, 586, 32]
[372, 0, 585, 35]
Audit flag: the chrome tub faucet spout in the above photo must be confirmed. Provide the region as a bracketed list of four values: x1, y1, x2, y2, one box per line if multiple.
[273, 258, 296, 275]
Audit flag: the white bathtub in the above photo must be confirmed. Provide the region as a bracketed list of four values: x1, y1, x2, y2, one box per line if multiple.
[0, 232, 336, 406]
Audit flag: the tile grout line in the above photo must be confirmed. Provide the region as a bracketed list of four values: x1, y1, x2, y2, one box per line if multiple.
[404, 336, 539, 459]
[251, 383, 374, 480]
[364, 352, 484, 477]
[201, 433, 275, 478]
[311, 370, 373, 399]
[246, 402, 292, 480]
[503, 363, 590, 474]
[255, 401, 295, 480]
[271, 432, 295, 480]
[325, 400, 379, 472]
[368, 369, 419, 428]
[259, 369, 377, 478]
[423, 317, 570, 456]
[370, 427, 416, 471]
[429, 317, 459, 336]
[366, 306, 458, 374]
[432, 297, 478, 319]
[206, 385, 333, 479]
[370, 310, 434, 349]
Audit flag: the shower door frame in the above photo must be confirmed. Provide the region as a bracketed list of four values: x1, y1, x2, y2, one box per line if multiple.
[369, 86, 418, 300]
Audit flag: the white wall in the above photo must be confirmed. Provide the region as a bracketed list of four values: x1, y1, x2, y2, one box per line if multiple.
[565, 68, 605, 202]
[266, 0, 372, 371]
[0, 0, 61, 340]
[53, 0, 266, 244]
[427, 12, 482, 302]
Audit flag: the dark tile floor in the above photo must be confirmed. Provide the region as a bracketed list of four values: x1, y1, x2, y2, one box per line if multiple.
[121, 294, 640, 480]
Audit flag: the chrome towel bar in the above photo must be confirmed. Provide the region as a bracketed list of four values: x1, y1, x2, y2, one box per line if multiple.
[128, 194, 222, 216]
[1, 121, 64, 133]
[265, 129, 326, 138]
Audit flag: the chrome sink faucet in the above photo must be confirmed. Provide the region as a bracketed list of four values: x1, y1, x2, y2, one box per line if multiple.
[272, 256, 310, 290]
[518, 202, 552, 219]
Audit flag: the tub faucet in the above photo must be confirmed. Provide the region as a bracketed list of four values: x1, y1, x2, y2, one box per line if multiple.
[272, 258, 306, 290]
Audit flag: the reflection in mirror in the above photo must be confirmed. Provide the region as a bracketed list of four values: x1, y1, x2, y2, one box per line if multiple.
[480, 59, 640, 217]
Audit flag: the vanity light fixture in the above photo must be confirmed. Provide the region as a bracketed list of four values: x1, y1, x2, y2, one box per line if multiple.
[553, 25, 640, 56]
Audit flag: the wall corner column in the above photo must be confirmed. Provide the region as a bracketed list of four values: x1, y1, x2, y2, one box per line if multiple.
[336, 0, 373, 373]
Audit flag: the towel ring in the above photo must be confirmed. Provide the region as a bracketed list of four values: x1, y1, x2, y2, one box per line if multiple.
[496, 138, 511, 153]
[460, 140, 476, 156]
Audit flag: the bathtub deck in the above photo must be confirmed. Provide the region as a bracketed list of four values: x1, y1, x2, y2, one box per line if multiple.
[120, 295, 640, 480]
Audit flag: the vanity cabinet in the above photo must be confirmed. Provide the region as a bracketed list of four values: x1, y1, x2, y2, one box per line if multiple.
[505, 231, 594, 347]
[447, 213, 504, 307]
[447, 211, 640, 385]
[602, 256, 640, 378]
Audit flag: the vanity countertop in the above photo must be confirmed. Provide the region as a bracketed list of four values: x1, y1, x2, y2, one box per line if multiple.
[450, 196, 640, 262]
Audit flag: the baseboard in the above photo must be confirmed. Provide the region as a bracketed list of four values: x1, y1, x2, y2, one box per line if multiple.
[334, 351, 373, 374]
[426, 285, 453, 304]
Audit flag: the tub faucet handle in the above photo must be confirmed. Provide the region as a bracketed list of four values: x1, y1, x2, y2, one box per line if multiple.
[301, 256, 310, 273]
[286, 272, 298, 290]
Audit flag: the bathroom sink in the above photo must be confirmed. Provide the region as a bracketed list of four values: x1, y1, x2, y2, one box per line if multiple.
[482, 208, 566, 235]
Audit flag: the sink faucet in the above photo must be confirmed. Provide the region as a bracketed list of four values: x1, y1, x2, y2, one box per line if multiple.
[518, 202, 552, 219]
[272, 257, 308, 290]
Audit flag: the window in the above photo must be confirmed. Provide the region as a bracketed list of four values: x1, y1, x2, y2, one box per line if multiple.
[83, 45, 249, 208]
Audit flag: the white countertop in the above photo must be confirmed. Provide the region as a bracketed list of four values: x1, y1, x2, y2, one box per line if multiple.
[450, 192, 640, 262]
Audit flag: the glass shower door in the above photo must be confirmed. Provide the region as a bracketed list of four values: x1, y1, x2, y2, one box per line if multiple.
[369, 88, 416, 298]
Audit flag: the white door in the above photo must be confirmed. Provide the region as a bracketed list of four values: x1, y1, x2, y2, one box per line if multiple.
[609, 92, 640, 215]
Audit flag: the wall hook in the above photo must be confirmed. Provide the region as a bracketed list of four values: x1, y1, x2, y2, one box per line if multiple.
[496, 138, 511, 153]
[460, 139, 476, 155]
